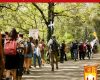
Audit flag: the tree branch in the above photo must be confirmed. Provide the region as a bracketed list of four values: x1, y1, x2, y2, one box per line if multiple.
[54, 6, 79, 16]
[32, 3, 48, 26]
[0, 4, 19, 11]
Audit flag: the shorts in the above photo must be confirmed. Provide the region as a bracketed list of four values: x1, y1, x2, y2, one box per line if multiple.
[24, 53, 33, 58]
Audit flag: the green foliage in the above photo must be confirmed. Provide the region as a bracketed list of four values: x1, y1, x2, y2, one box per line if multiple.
[0, 3, 99, 42]
[58, 32, 74, 43]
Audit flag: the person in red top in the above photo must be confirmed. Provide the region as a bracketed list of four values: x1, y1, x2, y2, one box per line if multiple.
[4, 28, 18, 80]
[79, 42, 84, 60]
[39, 39, 45, 66]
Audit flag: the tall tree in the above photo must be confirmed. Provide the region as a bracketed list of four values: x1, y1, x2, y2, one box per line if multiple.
[32, 3, 54, 42]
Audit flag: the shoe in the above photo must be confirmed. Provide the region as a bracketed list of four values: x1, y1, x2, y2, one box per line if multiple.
[39, 65, 42, 68]
[39, 66, 42, 69]
[56, 67, 58, 70]
[51, 68, 54, 71]
[6, 78, 10, 80]
[23, 67, 26, 73]
[26, 71, 30, 74]
[29, 66, 32, 68]
[83, 58, 85, 60]
[60, 61, 64, 63]
[75, 59, 77, 61]
[42, 64, 44, 66]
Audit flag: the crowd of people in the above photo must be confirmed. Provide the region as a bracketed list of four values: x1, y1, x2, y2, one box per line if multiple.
[70, 40, 98, 61]
[1, 28, 46, 80]
[0, 28, 98, 80]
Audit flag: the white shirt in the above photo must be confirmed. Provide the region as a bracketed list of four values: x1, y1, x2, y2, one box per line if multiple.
[36, 47, 41, 57]
[47, 39, 53, 47]
[34, 46, 41, 57]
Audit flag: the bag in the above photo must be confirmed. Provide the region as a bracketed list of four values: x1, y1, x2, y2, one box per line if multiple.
[17, 41, 25, 54]
[27, 42, 32, 54]
[50, 39, 58, 52]
[4, 40, 17, 55]
[17, 47, 25, 54]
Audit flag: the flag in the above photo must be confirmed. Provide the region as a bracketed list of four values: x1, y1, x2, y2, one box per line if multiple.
[93, 32, 97, 39]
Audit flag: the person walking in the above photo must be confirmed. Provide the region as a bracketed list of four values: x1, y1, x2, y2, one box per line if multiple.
[24, 37, 34, 74]
[72, 40, 78, 61]
[79, 42, 87, 60]
[79, 42, 84, 60]
[33, 39, 41, 68]
[48, 35, 59, 71]
[70, 42, 74, 60]
[4, 28, 18, 80]
[86, 42, 92, 59]
[60, 40, 67, 63]
[16, 33, 25, 80]
[39, 39, 45, 66]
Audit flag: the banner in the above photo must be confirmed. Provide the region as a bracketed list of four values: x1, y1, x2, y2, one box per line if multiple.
[93, 32, 98, 39]
[29, 29, 39, 39]
[84, 65, 97, 80]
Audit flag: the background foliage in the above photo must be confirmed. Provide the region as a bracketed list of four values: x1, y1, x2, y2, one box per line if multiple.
[0, 3, 100, 43]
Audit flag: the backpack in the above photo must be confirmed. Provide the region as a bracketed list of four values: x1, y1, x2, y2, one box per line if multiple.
[50, 39, 58, 52]
[17, 41, 25, 54]
[4, 40, 17, 55]
[27, 42, 32, 54]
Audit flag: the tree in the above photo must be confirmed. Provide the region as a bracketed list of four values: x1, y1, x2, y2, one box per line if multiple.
[32, 3, 54, 42]
[0, 3, 99, 43]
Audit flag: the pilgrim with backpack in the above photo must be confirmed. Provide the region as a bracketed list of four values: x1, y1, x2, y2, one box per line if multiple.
[48, 35, 59, 71]
[4, 28, 18, 80]
[24, 37, 34, 74]
[16, 33, 25, 80]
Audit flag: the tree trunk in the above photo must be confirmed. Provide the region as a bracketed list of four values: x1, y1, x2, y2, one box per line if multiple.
[32, 3, 55, 42]
[47, 3, 54, 42]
